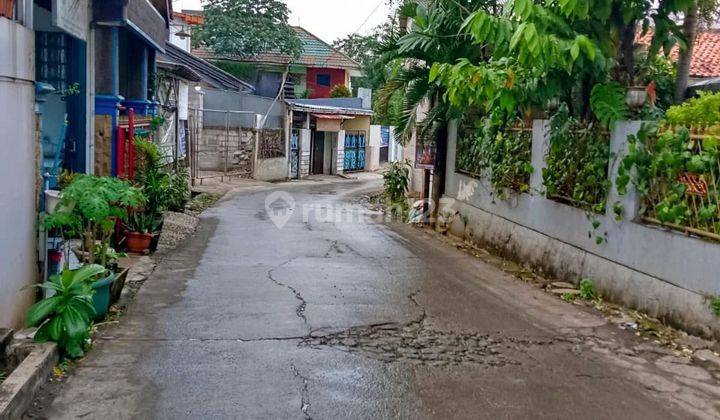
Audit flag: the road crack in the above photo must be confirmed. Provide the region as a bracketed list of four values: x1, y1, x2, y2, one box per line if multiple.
[267, 264, 310, 330]
[290, 364, 313, 419]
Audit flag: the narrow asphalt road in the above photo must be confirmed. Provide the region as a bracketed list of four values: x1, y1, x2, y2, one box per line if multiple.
[36, 177, 720, 419]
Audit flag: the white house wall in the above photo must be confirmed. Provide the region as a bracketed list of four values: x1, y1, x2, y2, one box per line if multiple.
[0, 18, 37, 329]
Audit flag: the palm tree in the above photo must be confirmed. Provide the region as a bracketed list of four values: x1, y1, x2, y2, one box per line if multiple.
[374, 0, 500, 144]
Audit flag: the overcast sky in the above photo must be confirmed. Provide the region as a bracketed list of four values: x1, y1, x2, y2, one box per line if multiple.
[171, 0, 395, 44]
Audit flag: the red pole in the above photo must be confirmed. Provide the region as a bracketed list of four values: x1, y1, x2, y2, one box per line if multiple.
[128, 108, 135, 180]
[117, 123, 125, 178]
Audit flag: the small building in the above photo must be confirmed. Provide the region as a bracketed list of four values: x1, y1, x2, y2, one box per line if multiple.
[286, 98, 373, 178]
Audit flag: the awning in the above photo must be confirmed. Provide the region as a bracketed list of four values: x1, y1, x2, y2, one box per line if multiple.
[311, 114, 355, 120]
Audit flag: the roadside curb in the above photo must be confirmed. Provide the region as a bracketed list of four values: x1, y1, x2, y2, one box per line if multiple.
[0, 342, 59, 420]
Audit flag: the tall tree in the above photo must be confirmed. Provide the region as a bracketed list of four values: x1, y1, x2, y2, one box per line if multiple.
[193, 0, 303, 58]
[675, 4, 699, 102]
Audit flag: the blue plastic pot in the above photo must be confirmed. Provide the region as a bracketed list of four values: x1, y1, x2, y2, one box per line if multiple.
[91, 273, 117, 320]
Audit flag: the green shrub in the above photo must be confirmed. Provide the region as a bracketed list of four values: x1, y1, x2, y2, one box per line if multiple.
[27, 265, 106, 358]
[579, 278, 597, 300]
[711, 297, 720, 317]
[666, 91, 720, 127]
[383, 160, 411, 218]
[544, 106, 611, 213]
[330, 84, 352, 98]
[44, 175, 144, 267]
[456, 118, 533, 198]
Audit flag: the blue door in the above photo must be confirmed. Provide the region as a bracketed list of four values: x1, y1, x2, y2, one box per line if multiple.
[343, 131, 366, 172]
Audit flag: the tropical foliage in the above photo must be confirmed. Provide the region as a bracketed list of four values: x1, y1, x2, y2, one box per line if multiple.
[617, 121, 720, 236]
[27, 265, 106, 357]
[194, 0, 302, 58]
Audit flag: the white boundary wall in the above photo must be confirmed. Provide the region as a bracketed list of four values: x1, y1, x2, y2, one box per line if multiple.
[440, 120, 720, 338]
[0, 18, 38, 329]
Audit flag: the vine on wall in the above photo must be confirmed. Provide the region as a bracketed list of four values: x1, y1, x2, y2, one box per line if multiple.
[456, 118, 533, 199]
[543, 105, 611, 214]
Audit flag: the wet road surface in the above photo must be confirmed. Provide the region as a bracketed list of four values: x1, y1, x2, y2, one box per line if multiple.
[37, 177, 720, 419]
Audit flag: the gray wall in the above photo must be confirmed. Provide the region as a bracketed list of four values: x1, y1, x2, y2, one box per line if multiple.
[0, 19, 38, 329]
[203, 89, 284, 129]
[440, 120, 720, 339]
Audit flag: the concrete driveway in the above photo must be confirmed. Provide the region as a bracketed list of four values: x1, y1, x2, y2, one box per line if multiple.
[36, 176, 720, 419]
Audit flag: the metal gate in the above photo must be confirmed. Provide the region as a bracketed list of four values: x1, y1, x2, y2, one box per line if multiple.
[187, 107, 258, 185]
[290, 129, 300, 179]
[343, 130, 366, 172]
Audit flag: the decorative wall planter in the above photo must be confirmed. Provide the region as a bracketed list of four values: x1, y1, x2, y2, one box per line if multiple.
[626, 87, 648, 109]
[0, 0, 15, 19]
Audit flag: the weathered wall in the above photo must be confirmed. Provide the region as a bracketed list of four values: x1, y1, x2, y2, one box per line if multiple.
[0, 18, 37, 329]
[254, 157, 287, 181]
[196, 126, 255, 175]
[440, 120, 720, 338]
[367, 125, 382, 171]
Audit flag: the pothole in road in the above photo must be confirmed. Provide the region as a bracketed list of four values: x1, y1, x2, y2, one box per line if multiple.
[302, 323, 553, 367]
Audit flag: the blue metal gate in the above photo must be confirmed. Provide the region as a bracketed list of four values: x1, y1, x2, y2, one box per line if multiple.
[290, 129, 300, 179]
[343, 131, 366, 172]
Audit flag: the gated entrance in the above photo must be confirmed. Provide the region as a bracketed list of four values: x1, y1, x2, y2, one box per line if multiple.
[343, 130, 366, 172]
[290, 129, 300, 179]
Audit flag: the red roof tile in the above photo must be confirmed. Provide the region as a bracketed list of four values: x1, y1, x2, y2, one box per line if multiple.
[637, 30, 720, 78]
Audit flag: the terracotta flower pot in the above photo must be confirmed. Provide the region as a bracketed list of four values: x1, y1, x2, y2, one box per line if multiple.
[0, 0, 15, 18]
[125, 231, 153, 253]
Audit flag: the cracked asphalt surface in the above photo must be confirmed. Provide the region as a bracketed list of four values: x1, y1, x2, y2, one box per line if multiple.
[36, 177, 720, 419]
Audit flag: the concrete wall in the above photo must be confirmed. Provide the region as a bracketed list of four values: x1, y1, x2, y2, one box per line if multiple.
[254, 157, 288, 181]
[299, 129, 311, 177]
[439, 120, 720, 338]
[367, 125, 382, 171]
[0, 18, 37, 329]
[196, 126, 254, 175]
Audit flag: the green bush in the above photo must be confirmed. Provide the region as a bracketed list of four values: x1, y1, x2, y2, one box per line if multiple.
[383, 160, 411, 218]
[666, 91, 720, 127]
[544, 106, 611, 213]
[457, 118, 533, 197]
[330, 84, 352, 98]
[27, 265, 106, 358]
[44, 175, 144, 267]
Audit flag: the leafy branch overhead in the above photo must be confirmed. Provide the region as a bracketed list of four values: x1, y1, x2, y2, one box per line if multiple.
[194, 0, 303, 59]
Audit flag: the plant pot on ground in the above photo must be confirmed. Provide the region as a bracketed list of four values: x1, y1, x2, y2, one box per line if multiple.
[124, 212, 162, 254]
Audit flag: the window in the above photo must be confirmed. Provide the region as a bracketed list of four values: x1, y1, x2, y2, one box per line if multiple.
[36, 32, 69, 91]
[316, 73, 331, 87]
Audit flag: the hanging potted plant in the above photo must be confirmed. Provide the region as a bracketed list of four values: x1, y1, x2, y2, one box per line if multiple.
[0, 0, 15, 19]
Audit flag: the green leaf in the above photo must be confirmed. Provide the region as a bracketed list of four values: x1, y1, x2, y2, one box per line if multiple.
[590, 83, 629, 128]
[26, 296, 62, 327]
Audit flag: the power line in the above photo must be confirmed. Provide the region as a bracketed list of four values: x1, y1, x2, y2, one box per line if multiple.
[353, 0, 385, 34]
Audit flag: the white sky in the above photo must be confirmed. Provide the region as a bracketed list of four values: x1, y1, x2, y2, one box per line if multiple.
[171, 0, 394, 44]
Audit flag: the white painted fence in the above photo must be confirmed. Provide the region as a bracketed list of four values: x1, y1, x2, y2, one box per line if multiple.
[440, 120, 720, 338]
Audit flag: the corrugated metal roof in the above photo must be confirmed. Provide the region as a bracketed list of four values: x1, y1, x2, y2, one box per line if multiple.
[159, 43, 255, 92]
[287, 98, 373, 116]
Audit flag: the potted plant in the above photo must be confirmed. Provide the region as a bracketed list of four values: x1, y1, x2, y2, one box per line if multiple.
[44, 175, 143, 317]
[124, 211, 162, 253]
